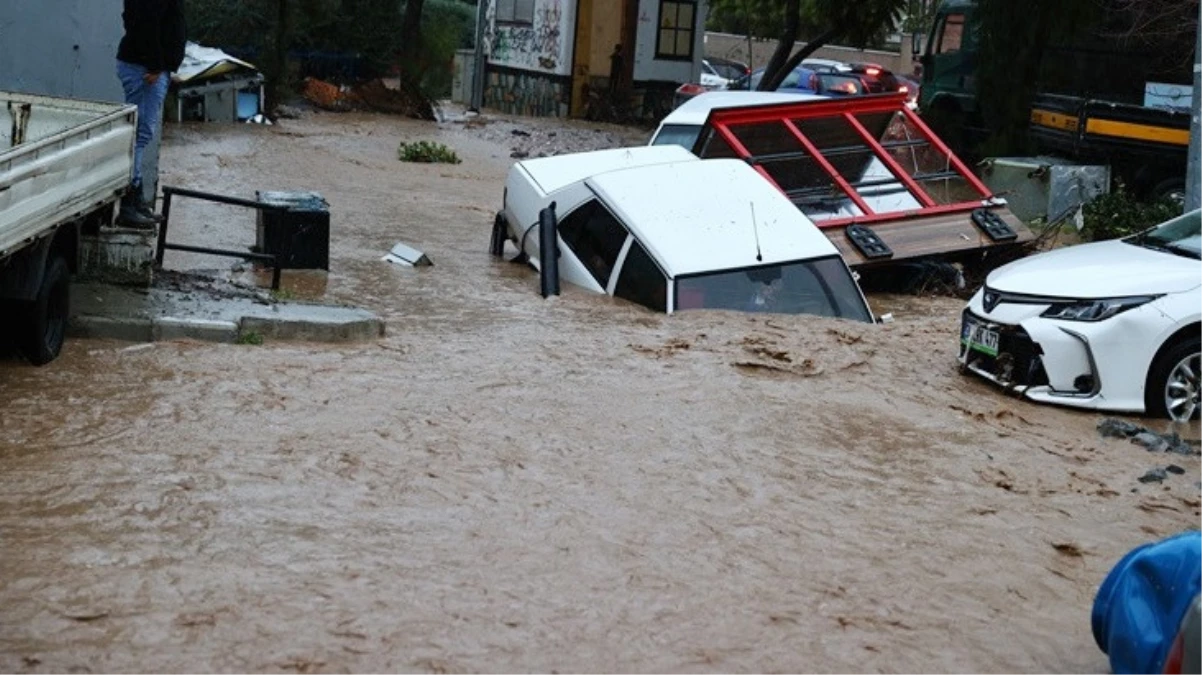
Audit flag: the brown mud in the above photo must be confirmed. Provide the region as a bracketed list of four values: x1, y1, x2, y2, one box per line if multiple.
[0, 108, 1198, 673]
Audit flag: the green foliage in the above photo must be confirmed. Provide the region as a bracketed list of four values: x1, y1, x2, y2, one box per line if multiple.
[398, 140, 462, 164]
[706, 0, 903, 45]
[185, 0, 477, 97]
[1080, 189, 1182, 242]
[706, 0, 787, 39]
[416, 0, 477, 97]
[236, 331, 265, 345]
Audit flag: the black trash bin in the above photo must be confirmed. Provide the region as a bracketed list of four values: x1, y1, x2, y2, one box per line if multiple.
[255, 191, 330, 270]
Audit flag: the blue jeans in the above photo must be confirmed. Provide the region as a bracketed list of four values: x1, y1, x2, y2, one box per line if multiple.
[116, 59, 169, 190]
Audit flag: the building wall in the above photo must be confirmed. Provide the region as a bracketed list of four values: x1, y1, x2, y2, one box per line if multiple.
[587, 0, 624, 78]
[484, 0, 575, 76]
[483, 65, 571, 117]
[632, 0, 704, 84]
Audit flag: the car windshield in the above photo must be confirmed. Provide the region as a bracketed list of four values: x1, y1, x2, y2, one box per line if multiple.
[651, 123, 702, 149]
[674, 256, 873, 322]
[1127, 209, 1201, 259]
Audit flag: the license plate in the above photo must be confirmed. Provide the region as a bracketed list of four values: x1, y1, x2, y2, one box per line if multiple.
[961, 318, 1000, 357]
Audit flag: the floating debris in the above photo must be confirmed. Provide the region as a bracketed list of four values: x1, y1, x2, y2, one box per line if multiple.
[1097, 418, 1199, 455]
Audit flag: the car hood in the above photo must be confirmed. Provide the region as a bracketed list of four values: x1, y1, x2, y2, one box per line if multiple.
[988, 239, 1201, 297]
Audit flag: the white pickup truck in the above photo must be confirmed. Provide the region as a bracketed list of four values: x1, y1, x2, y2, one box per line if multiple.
[1, 91, 136, 364]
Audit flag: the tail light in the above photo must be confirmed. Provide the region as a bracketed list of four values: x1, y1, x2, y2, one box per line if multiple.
[865, 67, 881, 76]
[676, 83, 706, 95]
[898, 85, 909, 94]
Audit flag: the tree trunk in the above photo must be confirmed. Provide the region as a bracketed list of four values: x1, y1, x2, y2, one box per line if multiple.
[761, 26, 839, 91]
[265, 0, 292, 112]
[756, 0, 800, 90]
[399, 0, 426, 89]
[396, 0, 436, 119]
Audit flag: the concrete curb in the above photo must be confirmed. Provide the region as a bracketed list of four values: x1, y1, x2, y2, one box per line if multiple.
[240, 315, 385, 343]
[70, 310, 384, 345]
[153, 317, 240, 343]
[69, 315, 154, 342]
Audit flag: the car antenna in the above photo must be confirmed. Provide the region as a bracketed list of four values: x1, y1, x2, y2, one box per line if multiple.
[750, 202, 763, 261]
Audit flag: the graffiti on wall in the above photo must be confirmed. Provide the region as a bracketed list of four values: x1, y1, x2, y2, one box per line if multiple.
[486, 0, 564, 72]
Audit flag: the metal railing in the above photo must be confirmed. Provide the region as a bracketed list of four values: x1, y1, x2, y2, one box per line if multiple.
[155, 186, 285, 290]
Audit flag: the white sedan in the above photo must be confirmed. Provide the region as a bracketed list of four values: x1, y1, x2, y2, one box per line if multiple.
[959, 208, 1201, 421]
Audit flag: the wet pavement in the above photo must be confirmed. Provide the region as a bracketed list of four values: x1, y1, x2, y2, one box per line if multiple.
[0, 107, 1198, 673]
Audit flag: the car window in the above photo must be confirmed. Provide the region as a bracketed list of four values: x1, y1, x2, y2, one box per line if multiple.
[614, 240, 667, 311]
[557, 200, 630, 288]
[674, 256, 872, 322]
[937, 13, 965, 54]
[650, 123, 702, 150]
[712, 63, 744, 80]
[1131, 209, 1202, 259]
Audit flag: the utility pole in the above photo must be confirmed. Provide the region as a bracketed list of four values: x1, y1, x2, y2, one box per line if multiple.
[1187, 1, 1201, 211]
[470, 0, 488, 112]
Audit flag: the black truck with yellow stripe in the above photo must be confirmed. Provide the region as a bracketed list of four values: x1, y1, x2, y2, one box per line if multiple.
[1029, 93, 1190, 201]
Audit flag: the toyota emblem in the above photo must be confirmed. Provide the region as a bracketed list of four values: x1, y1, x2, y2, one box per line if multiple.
[983, 291, 1000, 312]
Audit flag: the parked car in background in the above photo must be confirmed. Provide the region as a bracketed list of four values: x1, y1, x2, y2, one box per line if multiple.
[843, 62, 904, 94]
[650, 91, 825, 149]
[800, 58, 847, 73]
[705, 56, 749, 81]
[895, 74, 921, 110]
[959, 208, 1201, 421]
[724, 66, 820, 94]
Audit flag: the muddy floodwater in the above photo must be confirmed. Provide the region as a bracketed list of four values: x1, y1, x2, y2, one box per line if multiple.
[1, 110, 1199, 673]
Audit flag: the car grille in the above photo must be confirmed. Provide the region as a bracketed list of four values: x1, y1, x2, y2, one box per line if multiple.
[961, 312, 1049, 387]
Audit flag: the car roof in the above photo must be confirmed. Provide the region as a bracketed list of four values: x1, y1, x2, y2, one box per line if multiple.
[518, 145, 696, 195]
[658, 90, 825, 127]
[585, 159, 838, 278]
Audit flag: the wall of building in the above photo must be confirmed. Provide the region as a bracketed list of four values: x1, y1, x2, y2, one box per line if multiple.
[631, 0, 704, 84]
[484, 0, 575, 76]
[483, 65, 571, 116]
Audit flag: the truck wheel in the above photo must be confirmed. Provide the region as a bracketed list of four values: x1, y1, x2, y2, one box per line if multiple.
[1145, 336, 1201, 421]
[1150, 178, 1186, 207]
[20, 256, 70, 366]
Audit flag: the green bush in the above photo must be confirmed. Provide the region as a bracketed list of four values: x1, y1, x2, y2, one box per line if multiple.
[1080, 188, 1182, 242]
[398, 140, 462, 164]
[416, 0, 477, 98]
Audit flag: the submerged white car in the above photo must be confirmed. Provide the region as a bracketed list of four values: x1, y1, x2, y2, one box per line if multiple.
[491, 145, 874, 322]
[960, 209, 1201, 420]
[649, 91, 823, 150]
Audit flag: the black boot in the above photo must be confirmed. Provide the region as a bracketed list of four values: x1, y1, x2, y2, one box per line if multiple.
[116, 190, 158, 230]
[137, 191, 165, 223]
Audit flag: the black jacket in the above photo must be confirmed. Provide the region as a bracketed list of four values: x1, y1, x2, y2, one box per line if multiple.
[117, 0, 187, 73]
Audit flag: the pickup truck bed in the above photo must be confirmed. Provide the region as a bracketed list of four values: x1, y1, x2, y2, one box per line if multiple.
[1, 91, 136, 258]
[1029, 93, 1189, 198]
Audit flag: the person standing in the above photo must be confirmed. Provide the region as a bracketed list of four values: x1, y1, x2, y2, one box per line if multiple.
[115, 0, 187, 229]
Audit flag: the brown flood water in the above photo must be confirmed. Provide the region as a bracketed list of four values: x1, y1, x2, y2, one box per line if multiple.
[1, 111, 1198, 673]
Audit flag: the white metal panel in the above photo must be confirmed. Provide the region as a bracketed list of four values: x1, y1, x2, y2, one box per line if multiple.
[586, 158, 839, 277]
[0, 92, 136, 256]
[518, 145, 696, 195]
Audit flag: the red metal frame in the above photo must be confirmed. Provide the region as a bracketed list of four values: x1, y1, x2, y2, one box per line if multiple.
[700, 93, 996, 229]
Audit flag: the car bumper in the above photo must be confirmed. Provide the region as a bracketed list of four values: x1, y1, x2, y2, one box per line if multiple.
[957, 298, 1172, 413]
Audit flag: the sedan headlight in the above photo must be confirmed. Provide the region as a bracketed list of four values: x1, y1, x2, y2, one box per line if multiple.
[1040, 295, 1161, 322]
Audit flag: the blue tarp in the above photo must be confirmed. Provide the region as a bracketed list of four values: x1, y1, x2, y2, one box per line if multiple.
[1092, 531, 1202, 674]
